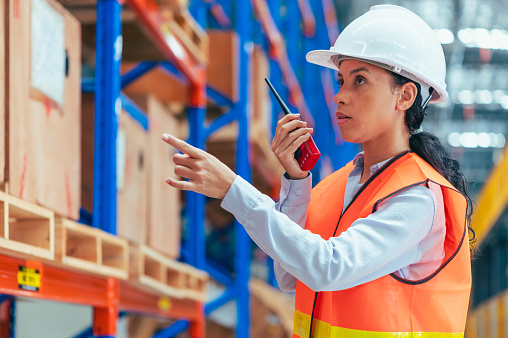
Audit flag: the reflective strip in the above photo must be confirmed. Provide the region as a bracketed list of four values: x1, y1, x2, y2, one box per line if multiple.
[293, 310, 464, 338]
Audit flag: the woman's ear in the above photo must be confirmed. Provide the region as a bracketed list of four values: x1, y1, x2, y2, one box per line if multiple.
[396, 82, 418, 111]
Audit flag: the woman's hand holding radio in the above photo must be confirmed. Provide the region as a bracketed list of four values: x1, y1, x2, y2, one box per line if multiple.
[271, 114, 314, 180]
[162, 134, 236, 199]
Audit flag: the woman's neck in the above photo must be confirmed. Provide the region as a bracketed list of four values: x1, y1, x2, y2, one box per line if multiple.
[359, 134, 410, 184]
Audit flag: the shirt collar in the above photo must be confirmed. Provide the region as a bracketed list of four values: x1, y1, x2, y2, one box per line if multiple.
[350, 152, 392, 177]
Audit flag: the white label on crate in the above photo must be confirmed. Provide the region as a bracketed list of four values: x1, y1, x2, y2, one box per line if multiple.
[117, 129, 127, 190]
[31, 0, 65, 107]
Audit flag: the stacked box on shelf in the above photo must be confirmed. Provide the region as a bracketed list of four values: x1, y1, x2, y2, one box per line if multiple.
[7, 0, 81, 219]
[206, 30, 239, 102]
[129, 94, 182, 258]
[81, 93, 148, 245]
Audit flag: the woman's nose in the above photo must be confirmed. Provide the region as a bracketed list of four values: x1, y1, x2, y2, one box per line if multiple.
[334, 88, 348, 105]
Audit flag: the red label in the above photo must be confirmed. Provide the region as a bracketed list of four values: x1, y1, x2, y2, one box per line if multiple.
[13, 0, 20, 19]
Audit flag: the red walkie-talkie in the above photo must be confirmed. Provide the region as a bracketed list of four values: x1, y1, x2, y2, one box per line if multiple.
[265, 78, 321, 171]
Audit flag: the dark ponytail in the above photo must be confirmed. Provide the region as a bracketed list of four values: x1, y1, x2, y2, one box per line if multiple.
[390, 72, 476, 252]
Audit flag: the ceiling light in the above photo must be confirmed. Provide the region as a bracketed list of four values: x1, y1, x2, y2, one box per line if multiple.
[447, 132, 461, 147]
[435, 29, 454, 44]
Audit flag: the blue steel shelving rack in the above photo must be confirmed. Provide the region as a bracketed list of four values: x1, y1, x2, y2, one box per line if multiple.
[84, 0, 357, 337]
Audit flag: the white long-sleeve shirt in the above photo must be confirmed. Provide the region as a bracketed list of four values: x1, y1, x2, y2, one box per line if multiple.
[220, 153, 445, 292]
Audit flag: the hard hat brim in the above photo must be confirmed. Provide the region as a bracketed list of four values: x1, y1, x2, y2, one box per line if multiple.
[305, 50, 448, 104]
[306, 50, 340, 71]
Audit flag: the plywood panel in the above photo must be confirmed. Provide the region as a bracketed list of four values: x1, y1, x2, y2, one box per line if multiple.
[117, 112, 148, 244]
[133, 95, 181, 258]
[8, 0, 81, 219]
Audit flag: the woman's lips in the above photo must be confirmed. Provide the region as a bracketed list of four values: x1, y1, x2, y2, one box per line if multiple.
[336, 112, 351, 125]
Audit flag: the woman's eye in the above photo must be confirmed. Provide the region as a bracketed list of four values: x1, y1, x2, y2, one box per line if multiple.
[337, 79, 343, 86]
[355, 76, 365, 85]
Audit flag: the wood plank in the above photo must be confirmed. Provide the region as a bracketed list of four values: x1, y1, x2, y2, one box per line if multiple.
[8, 0, 81, 219]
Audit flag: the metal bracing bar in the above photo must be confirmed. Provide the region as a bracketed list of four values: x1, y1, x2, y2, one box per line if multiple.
[205, 259, 234, 287]
[93, 0, 123, 234]
[205, 286, 236, 315]
[160, 62, 189, 85]
[205, 87, 235, 108]
[120, 92, 149, 131]
[120, 61, 158, 88]
[204, 111, 235, 139]
[81, 78, 95, 93]
[152, 320, 189, 338]
[234, 0, 252, 337]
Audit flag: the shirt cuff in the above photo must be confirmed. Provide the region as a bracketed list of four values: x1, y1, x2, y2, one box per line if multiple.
[220, 175, 262, 225]
[280, 172, 312, 207]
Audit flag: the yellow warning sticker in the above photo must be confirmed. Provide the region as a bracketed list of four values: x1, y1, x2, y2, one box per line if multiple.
[18, 266, 41, 292]
[158, 296, 172, 312]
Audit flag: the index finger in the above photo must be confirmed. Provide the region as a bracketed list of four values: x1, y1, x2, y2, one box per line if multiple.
[162, 134, 202, 158]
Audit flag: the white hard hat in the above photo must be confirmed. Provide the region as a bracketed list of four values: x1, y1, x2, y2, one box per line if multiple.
[306, 4, 448, 104]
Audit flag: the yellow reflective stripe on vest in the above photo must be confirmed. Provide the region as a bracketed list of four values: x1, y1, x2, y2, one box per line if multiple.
[293, 310, 464, 338]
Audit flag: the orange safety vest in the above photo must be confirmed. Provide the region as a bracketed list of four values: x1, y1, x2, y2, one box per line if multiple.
[293, 151, 471, 338]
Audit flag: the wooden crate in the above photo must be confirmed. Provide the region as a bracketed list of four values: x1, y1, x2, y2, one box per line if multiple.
[129, 95, 182, 258]
[164, 10, 208, 65]
[117, 111, 149, 245]
[129, 244, 208, 300]
[0, 191, 55, 261]
[121, 62, 188, 105]
[81, 94, 148, 245]
[54, 218, 129, 279]
[206, 30, 239, 102]
[155, 0, 188, 11]
[8, 0, 81, 219]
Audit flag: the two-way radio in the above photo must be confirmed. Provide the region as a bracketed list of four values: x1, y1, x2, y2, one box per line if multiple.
[265, 78, 321, 171]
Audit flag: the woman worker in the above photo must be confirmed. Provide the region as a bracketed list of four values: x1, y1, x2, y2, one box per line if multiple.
[162, 4, 474, 337]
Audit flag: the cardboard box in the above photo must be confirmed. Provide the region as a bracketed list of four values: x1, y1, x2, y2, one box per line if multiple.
[131, 94, 182, 258]
[8, 0, 81, 219]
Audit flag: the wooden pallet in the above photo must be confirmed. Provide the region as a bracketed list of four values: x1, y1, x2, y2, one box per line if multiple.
[130, 244, 208, 300]
[55, 218, 129, 280]
[0, 191, 55, 261]
[163, 9, 208, 64]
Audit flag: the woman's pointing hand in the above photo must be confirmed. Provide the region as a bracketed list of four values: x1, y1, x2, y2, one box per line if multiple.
[162, 133, 237, 199]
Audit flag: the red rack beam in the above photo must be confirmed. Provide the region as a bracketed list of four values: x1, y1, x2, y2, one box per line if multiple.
[0, 254, 203, 324]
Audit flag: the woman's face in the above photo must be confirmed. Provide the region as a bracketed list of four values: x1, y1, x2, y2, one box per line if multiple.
[334, 59, 402, 144]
